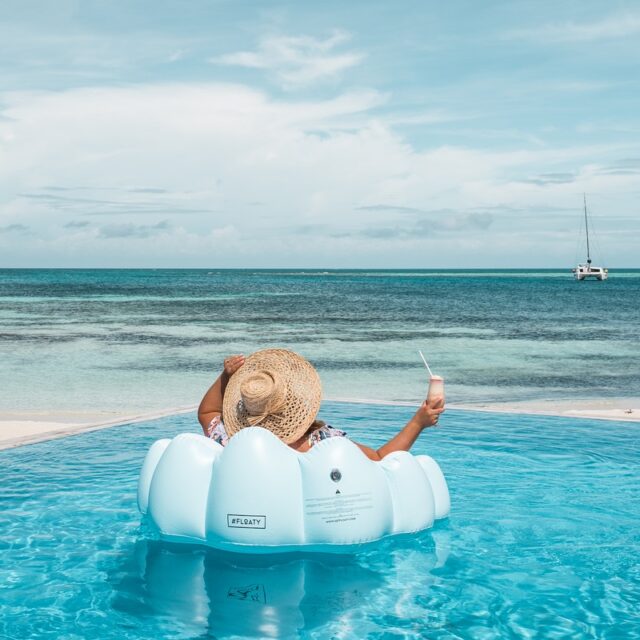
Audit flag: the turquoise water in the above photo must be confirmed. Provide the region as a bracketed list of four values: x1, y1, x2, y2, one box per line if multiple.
[1, 269, 639, 415]
[1, 402, 638, 639]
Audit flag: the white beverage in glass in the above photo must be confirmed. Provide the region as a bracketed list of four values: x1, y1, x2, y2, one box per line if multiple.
[427, 375, 445, 406]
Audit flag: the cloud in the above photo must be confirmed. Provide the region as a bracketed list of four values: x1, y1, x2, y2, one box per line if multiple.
[507, 12, 640, 43]
[356, 204, 427, 215]
[295, 211, 493, 240]
[127, 187, 169, 194]
[168, 49, 187, 63]
[63, 220, 90, 229]
[98, 220, 170, 239]
[383, 110, 477, 127]
[361, 212, 494, 238]
[18, 190, 209, 216]
[520, 172, 576, 186]
[0, 20, 197, 90]
[0, 223, 30, 234]
[211, 31, 364, 88]
[595, 158, 640, 176]
[615, 158, 640, 168]
[1, 82, 638, 267]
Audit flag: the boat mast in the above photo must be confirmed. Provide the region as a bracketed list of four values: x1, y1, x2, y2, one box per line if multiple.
[583, 193, 591, 265]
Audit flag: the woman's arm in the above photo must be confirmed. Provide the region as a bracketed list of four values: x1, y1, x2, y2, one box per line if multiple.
[354, 400, 444, 461]
[197, 355, 245, 434]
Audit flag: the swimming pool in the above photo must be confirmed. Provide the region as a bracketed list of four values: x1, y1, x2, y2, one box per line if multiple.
[1, 402, 638, 639]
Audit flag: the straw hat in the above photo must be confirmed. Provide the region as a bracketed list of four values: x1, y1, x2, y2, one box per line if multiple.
[222, 349, 322, 444]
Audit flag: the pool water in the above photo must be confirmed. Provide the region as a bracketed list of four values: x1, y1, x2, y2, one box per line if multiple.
[1, 402, 638, 639]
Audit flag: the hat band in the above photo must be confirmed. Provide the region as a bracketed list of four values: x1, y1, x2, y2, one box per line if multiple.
[244, 409, 283, 427]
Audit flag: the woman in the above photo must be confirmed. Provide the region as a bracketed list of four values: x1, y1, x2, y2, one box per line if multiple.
[198, 349, 444, 461]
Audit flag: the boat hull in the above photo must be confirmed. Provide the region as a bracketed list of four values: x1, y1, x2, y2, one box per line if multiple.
[574, 274, 607, 281]
[573, 270, 608, 281]
[573, 196, 608, 281]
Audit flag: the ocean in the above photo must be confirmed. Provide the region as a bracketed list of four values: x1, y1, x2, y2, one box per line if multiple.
[1, 269, 639, 415]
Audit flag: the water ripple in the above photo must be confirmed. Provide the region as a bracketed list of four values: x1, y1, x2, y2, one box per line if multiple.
[1, 405, 639, 638]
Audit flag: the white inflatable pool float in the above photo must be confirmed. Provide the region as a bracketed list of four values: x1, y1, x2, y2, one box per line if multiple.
[138, 427, 450, 553]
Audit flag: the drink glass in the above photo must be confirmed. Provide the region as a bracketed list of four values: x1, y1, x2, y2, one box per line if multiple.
[427, 375, 445, 407]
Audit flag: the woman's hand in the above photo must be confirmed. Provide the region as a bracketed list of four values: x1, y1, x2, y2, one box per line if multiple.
[361, 398, 445, 459]
[411, 399, 445, 430]
[198, 354, 245, 432]
[223, 354, 245, 377]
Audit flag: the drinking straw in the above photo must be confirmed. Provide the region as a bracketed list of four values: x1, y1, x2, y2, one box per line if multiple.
[418, 350, 434, 377]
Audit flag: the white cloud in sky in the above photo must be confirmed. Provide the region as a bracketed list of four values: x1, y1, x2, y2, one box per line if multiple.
[507, 12, 640, 43]
[1, 81, 638, 267]
[211, 30, 364, 88]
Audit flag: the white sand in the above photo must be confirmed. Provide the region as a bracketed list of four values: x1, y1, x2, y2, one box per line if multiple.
[0, 406, 197, 451]
[1, 397, 637, 451]
[327, 396, 640, 422]
[450, 398, 640, 422]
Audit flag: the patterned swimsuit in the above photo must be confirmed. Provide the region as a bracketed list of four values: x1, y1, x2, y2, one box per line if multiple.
[207, 416, 346, 448]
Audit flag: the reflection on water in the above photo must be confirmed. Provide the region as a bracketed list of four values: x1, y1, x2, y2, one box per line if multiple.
[109, 535, 445, 638]
[5, 405, 637, 638]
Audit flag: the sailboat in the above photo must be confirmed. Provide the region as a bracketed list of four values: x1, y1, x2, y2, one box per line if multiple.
[572, 194, 608, 281]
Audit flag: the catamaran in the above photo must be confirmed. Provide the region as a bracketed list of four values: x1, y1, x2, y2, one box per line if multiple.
[572, 195, 608, 281]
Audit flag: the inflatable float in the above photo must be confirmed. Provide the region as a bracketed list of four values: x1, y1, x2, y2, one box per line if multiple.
[138, 427, 450, 553]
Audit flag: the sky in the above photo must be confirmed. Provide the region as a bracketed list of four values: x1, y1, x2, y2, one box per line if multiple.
[0, 0, 639, 268]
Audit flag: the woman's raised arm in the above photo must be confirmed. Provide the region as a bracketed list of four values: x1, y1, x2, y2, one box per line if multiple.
[353, 399, 444, 461]
[197, 355, 245, 433]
